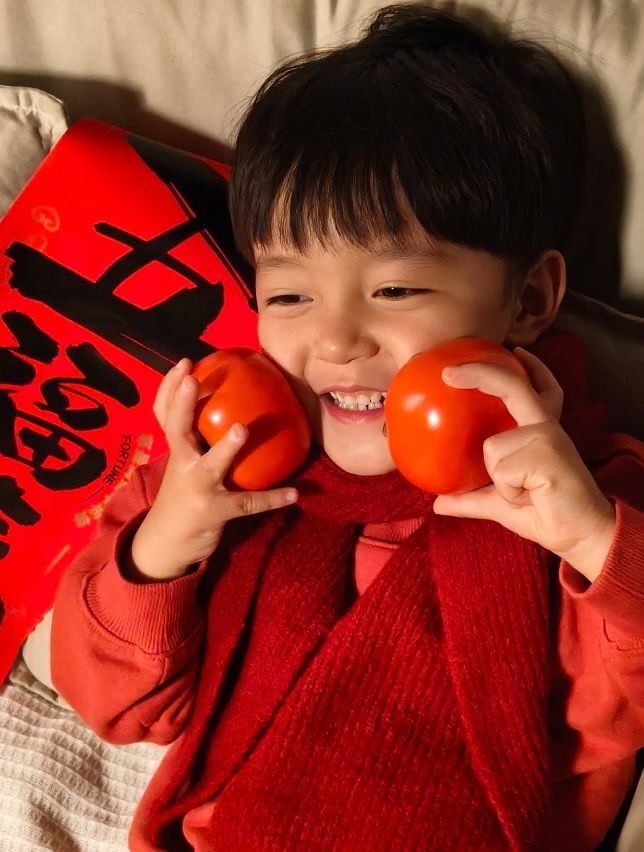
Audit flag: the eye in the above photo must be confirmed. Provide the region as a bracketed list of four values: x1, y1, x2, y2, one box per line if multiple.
[265, 294, 310, 307]
[376, 286, 427, 299]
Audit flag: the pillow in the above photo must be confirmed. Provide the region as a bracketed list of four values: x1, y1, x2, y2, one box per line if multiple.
[0, 86, 68, 217]
[0, 117, 258, 683]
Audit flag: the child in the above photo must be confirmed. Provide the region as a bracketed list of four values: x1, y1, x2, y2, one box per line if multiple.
[51, 5, 644, 851]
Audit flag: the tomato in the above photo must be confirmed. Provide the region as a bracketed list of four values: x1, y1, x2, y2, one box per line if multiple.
[384, 338, 526, 494]
[192, 348, 311, 490]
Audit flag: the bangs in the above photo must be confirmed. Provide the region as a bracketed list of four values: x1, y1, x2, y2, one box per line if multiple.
[253, 156, 417, 258]
[228, 23, 584, 271]
[229, 51, 427, 261]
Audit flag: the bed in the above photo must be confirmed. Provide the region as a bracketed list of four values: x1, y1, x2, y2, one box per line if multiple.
[0, 1, 643, 849]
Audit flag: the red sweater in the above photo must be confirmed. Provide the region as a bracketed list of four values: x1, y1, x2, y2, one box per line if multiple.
[51, 438, 644, 851]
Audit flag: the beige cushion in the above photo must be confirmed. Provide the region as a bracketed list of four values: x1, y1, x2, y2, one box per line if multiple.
[0, 86, 67, 217]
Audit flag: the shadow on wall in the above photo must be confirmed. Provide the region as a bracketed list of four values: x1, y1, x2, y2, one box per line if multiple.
[457, 3, 628, 313]
[0, 72, 234, 165]
[565, 69, 629, 314]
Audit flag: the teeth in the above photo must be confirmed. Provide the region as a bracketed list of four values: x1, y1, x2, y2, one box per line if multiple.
[329, 390, 386, 410]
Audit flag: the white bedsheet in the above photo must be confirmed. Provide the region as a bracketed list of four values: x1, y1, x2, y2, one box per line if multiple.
[0, 658, 165, 852]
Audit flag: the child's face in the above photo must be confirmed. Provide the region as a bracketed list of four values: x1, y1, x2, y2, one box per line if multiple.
[254, 230, 520, 476]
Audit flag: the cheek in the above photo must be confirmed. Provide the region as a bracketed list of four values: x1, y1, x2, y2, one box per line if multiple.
[471, 287, 517, 331]
[413, 298, 511, 347]
[258, 318, 319, 421]
[257, 315, 284, 359]
[258, 320, 300, 373]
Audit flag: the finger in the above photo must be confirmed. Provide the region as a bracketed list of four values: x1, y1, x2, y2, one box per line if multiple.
[200, 422, 250, 483]
[153, 358, 192, 428]
[163, 373, 201, 457]
[435, 424, 572, 518]
[482, 422, 553, 474]
[512, 348, 563, 420]
[483, 420, 574, 482]
[434, 478, 535, 533]
[441, 361, 549, 427]
[486, 452, 535, 506]
[221, 485, 299, 522]
[200, 425, 299, 514]
[433, 484, 502, 520]
[433, 428, 552, 518]
[486, 423, 575, 497]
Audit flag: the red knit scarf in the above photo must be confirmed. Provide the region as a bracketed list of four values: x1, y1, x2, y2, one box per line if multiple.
[136, 331, 606, 852]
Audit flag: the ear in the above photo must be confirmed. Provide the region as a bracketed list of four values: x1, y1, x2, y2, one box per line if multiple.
[505, 249, 566, 346]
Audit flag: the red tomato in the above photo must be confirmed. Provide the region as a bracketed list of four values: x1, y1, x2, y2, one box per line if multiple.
[384, 338, 527, 494]
[192, 348, 311, 490]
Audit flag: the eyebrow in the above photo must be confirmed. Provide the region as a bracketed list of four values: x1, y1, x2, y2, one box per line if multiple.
[255, 255, 303, 272]
[255, 244, 451, 271]
[372, 245, 451, 264]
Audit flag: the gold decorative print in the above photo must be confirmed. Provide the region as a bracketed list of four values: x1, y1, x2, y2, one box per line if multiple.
[73, 433, 154, 528]
[22, 232, 48, 251]
[31, 205, 61, 232]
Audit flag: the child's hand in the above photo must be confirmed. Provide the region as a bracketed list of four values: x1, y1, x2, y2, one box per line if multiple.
[432, 349, 615, 582]
[127, 358, 298, 581]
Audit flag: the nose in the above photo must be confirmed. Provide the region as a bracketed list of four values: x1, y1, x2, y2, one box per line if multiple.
[312, 307, 379, 364]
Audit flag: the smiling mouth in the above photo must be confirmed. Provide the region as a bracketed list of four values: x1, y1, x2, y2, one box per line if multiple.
[327, 390, 386, 411]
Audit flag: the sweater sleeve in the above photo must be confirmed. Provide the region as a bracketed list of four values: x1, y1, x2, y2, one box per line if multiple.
[553, 443, 644, 777]
[51, 456, 207, 746]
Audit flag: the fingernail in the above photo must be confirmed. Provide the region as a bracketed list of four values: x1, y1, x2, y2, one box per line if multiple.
[180, 376, 193, 393]
[229, 423, 246, 441]
[442, 366, 460, 380]
[284, 489, 298, 503]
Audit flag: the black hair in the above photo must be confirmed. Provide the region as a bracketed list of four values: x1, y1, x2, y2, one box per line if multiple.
[229, 3, 586, 277]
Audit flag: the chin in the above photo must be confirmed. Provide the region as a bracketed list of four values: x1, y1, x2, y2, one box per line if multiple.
[325, 447, 396, 477]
